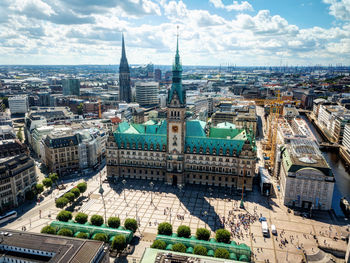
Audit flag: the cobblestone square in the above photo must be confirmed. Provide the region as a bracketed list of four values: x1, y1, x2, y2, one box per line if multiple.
[4, 172, 349, 263]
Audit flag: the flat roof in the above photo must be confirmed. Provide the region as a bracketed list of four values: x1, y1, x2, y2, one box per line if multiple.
[141, 248, 241, 263]
[0, 229, 105, 263]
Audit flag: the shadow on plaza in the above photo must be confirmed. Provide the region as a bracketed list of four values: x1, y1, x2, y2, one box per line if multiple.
[107, 178, 252, 232]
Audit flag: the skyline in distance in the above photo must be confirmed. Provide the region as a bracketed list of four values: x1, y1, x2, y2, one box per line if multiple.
[0, 0, 349, 66]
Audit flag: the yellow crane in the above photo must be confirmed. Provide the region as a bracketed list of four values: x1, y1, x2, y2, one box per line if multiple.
[98, 99, 102, 119]
[216, 94, 299, 174]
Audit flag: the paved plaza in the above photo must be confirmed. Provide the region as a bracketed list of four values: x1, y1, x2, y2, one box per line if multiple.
[4, 170, 350, 263]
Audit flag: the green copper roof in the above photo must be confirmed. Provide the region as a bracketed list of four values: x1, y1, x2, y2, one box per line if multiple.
[168, 34, 185, 105]
[114, 119, 256, 156]
[186, 120, 206, 137]
[209, 127, 244, 139]
[114, 120, 167, 150]
[216, 122, 236, 129]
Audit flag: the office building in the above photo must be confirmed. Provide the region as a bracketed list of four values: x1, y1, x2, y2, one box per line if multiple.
[279, 139, 334, 210]
[8, 95, 29, 114]
[154, 69, 162, 81]
[119, 34, 131, 103]
[317, 104, 350, 143]
[0, 154, 36, 211]
[107, 37, 257, 190]
[62, 78, 80, 96]
[43, 130, 80, 176]
[135, 82, 159, 107]
[211, 103, 257, 135]
[0, 139, 28, 158]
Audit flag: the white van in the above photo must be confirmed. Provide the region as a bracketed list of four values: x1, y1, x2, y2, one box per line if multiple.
[271, 224, 277, 235]
[261, 221, 269, 237]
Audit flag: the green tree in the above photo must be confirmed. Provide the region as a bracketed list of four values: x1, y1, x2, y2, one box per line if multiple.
[16, 127, 23, 142]
[35, 184, 44, 194]
[177, 225, 191, 238]
[70, 188, 80, 198]
[77, 103, 84, 115]
[196, 228, 210, 241]
[214, 248, 230, 259]
[49, 173, 59, 184]
[75, 212, 88, 224]
[55, 197, 69, 208]
[172, 243, 186, 253]
[193, 245, 207, 256]
[57, 228, 73, 237]
[63, 192, 75, 203]
[158, 222, 172, 236]
[42, 178, 52, 188]
[77, 182, 87, 194]
[151, 240, 167, 250]
[124, 218, 138, 233]
[41, 226, 56, 235]
[112, 235, 127, 251]
[56, 210, 72, 222]
[76, 232, 89, 239]
[93, 233, 108, 242]
[90, 214, 104, 226]
[108, 217, 120, 228]
[215, 229, 231, 244]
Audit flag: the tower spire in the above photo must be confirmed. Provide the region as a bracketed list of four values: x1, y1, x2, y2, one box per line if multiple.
[176, 25, 179, 55]
[168, 26, 185, 106]
[121, 33, 126, 59]
[119, 32, 131, 103]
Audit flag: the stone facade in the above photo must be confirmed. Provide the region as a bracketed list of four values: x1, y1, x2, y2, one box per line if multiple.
[0, 154, 36, 212]
[279, 140, 334, 210]
[107, 38, 256, 191]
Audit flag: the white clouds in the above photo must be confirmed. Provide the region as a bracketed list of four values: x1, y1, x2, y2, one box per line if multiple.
[0, 0, 348, 65]
[323, 0, 350, 20]
[235, 10, 298, 35]
[209, 0, 253, 12]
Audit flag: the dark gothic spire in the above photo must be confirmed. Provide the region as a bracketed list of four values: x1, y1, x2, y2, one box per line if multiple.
[119, 33, 131, 102]
[121, 33, 127, 60]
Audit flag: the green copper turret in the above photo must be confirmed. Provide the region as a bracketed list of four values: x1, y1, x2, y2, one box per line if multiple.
[168, 33, 185, 105]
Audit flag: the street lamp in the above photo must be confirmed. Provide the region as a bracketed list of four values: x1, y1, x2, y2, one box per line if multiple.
[122, 179, 127, 204]
[203, 210, 208, 229]
[208, 187, 213, 197]
[169, 208, 172, 225]
[240, 167, 246, 209]
[178, 184, 183, 195]
[99, 173, 107, 224]
[149, 181, 154, 204]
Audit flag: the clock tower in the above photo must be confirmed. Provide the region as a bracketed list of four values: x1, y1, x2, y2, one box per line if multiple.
[166, 33, 186, 186]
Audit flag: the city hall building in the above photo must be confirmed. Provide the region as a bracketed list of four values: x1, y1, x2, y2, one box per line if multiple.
[106, 39, 257, 190]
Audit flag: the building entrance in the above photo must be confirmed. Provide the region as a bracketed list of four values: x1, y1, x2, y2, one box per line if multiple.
[172, 175, 177, 186]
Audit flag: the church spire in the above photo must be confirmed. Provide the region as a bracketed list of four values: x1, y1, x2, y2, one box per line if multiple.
[121, 33, 127, 59]
[119, 33, 131, 103]
[168, 27, 185, 106]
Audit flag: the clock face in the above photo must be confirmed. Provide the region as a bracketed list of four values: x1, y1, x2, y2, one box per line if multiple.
[172, 125, 178, 133]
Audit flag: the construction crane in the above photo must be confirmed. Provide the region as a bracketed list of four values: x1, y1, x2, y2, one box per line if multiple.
[216, 94, 299, 174]
[98, 99, 102, 119]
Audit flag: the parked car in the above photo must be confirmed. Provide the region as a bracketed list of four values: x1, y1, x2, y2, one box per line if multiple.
[271, 224, 277, 235]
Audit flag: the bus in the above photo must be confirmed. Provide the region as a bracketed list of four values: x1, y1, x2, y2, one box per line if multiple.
[0, 211, 17, 224]
[55, 185, 75, 201]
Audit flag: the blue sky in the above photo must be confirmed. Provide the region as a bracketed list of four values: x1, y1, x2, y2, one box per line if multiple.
[0, 0, 349, 66]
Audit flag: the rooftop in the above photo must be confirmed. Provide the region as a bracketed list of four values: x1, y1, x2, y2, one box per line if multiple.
[0, 229, 105, 263]
[141, 248, 241, 263]
[282, 139, 332, 176]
